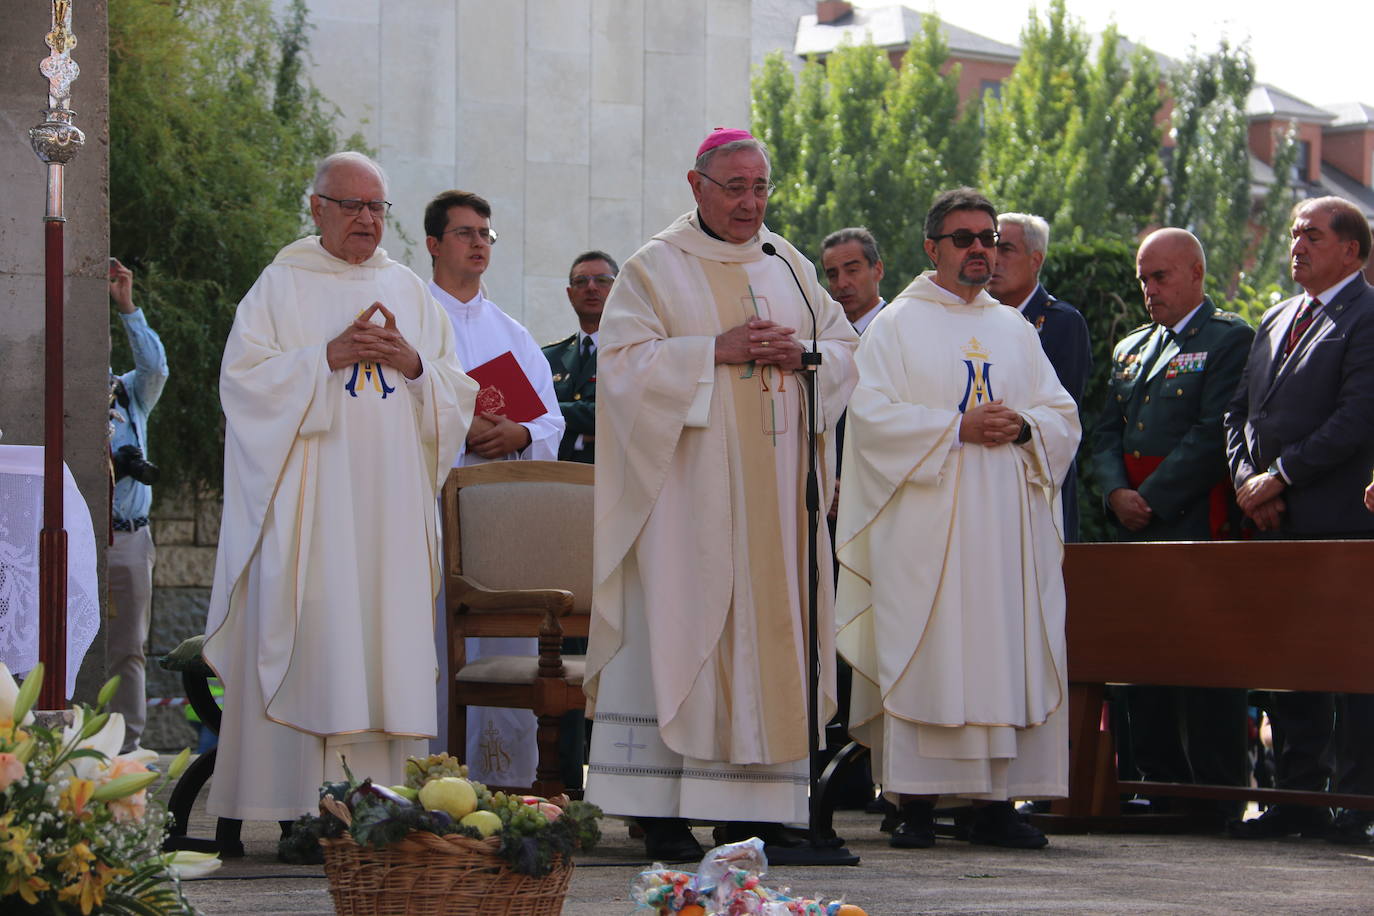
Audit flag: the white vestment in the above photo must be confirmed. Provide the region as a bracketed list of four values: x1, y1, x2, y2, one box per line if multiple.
[205, 238, 476, 820]
[835, 272, 1080, 801]
[584, 212, 858, 824]
[428, 283, 563, 786]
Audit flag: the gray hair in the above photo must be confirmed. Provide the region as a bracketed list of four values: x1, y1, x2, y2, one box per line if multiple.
[694, 138, 771, 174]
[821, 227, 881, 266]
[998, 212, 1050, 257]
[313, 151, 390, 197]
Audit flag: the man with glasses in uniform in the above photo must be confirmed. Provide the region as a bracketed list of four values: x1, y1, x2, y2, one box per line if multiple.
[543, 251, 618, 463]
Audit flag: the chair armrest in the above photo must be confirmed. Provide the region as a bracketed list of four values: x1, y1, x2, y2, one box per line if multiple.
[452, 578, 574, 616]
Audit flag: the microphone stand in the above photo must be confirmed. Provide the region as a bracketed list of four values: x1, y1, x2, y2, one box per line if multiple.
[762, 243, 859, 867]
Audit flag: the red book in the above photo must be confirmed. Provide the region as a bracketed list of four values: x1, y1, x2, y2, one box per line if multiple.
[467, 350, 547, 423]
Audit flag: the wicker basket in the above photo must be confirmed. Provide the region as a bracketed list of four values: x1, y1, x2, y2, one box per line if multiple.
[319, 831, 573, 916]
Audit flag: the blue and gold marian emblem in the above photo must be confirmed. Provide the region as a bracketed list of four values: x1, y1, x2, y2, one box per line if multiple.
[958, 336, 994, 412]
[343, 306, 397, 399]
[345, 360, 396, 399]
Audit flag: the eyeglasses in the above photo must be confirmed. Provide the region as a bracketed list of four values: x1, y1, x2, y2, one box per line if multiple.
[928, 229, 999, 249]
[697, 171, 776, 199]
[440, 226, 499, 245]
[317, 194, 391, 216]
[569, 273, 615, 289]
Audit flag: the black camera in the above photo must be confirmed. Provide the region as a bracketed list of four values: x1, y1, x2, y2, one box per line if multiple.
[113, 443, 159, 485]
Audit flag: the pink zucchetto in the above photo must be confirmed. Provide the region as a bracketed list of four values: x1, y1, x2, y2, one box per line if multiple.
[697, 127, 755, 158]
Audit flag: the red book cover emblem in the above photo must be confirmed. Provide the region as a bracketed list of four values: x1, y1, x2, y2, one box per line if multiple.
[467, 350, 546, 423]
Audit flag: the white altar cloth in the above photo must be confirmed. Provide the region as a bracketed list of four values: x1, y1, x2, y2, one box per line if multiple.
[0, 444, 101, 697]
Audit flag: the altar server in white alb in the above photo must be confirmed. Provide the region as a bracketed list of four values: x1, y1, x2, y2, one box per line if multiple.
[423, 189, 563, 788]
[836, 187, 1080, 851]
[205, 152, 477, 824]
[584, 128, 859, 862]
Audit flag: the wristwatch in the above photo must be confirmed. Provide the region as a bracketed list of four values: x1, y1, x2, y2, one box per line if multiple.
[1013, 418, 1032, 445]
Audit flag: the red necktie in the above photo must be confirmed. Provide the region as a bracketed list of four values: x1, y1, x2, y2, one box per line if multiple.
[1285, 297, 1321, 356]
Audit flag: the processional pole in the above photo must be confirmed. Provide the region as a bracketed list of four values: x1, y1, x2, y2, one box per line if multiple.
[30, 0, 85, 709]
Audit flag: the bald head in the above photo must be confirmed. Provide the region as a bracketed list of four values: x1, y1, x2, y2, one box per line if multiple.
[1136, 228, 1207, 328]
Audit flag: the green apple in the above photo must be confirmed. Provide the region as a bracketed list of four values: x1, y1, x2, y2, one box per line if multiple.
[418, 777, 478, 818]
[459, 809, 503, 837]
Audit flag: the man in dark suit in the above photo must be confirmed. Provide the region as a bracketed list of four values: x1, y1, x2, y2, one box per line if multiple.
[989, 212, 1092, 540]
[1224, 196, 1374, 844]
[542, 251, 617, 463]
[1092, 228, 1254, 819]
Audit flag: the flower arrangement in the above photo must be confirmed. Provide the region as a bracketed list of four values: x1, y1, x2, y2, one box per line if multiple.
[0, 661, 216, 915]
[281, 753, 602, 876]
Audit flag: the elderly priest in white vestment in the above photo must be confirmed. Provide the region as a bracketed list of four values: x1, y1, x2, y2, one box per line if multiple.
[836, 188, 1081, 851]
[204, 152, 477, 836]
[583, 128, 859, 862]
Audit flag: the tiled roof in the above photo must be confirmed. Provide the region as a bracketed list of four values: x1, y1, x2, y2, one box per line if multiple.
[1323, 101, 1374, 130]
[795, 5, 1020, 62]
[1247, 85, 1335, 123]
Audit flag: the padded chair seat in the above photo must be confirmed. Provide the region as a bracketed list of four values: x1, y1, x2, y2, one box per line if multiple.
[455, 654, 586, 686]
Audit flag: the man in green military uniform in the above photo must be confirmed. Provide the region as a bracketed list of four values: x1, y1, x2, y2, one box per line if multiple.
[1090, 228, 1254, 823]
[543, 250, 617, 463]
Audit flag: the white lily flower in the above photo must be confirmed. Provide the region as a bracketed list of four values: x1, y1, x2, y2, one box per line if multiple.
[0, 662, 35, 725]
[164, 850, 223, 880]
[61, 708, 128, 781]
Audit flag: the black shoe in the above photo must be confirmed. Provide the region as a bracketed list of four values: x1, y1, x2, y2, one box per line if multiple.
[639, 817, 704, 861]
[1327, 809, 1374, 845]
[719, 821, 811, 849]
[889, 800, 936, 849]
[1227, 805, 1332, 839]
[969, 802, 1048, 850]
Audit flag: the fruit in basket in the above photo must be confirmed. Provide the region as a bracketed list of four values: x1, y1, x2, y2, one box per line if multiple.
[536, 802, 563, 821]
[419, 776, 479, 818]
[403, 752, 469, 789]
[460, 809, 504, 837]
[389, 785, 420, 802]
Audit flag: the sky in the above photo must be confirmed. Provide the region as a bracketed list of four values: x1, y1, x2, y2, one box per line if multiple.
[891, 0, 1374, 108]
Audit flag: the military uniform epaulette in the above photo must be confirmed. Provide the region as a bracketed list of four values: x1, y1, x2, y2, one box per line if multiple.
[1208, 309, 1248, 325]
[543, 332, 577, 350]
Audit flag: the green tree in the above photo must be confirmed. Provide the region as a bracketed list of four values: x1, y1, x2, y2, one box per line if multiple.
[1164, 41, 1255, 291]
[751, 19, 976, 298]
[109, 0, 358, 494]
[1247, 123, 1301, 292]
[982, 0, 1162, 240]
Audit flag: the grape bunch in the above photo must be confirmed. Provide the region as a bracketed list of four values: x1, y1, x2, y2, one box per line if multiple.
[489, 791, 549, 832]
[403, 753, 469, 790]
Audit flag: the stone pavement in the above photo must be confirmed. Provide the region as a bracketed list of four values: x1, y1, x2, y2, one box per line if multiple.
[162, 775, 1374, 916]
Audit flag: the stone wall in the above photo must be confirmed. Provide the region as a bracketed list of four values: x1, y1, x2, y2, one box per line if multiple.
[142, 488, 220, 750]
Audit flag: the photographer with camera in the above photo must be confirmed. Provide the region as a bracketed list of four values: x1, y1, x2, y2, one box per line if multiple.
[108, 257, 168, 754]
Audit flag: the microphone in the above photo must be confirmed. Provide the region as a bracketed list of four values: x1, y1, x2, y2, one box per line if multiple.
[760, 242, 821, 368]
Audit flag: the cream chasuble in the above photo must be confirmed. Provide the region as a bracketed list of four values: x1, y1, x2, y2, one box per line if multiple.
[427, 283, 564, 787]
[205, 238, 477, 820]
[835, 272, 1080, 801]
[584, 212, 858, 824]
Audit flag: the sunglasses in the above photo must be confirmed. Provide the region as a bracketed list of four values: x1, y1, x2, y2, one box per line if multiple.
[928, 230, 999, 249]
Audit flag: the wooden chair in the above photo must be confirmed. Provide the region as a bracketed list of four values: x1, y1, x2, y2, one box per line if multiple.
[441, 460, 592, 799]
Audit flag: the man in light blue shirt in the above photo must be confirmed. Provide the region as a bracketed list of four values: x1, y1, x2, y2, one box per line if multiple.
[108, 258, 168, 754]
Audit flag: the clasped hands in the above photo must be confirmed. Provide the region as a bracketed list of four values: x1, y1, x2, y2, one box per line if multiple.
[1236, 471, 1286, 532]
[715, 317, 804, 371]
[327, 302, 422, 380]
[959, 399, 1024, 447]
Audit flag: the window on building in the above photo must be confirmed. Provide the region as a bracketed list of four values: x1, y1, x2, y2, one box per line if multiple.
[1292, 140, 1312, 182]
[981, 79, 1002, 100]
